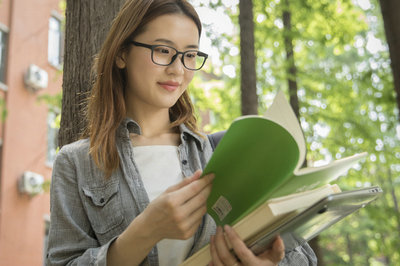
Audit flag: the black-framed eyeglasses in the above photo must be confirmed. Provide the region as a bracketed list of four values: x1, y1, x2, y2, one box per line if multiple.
[130, 41, 208, 71]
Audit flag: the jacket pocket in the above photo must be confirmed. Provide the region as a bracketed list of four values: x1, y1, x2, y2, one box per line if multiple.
[82, 180, 124, 235]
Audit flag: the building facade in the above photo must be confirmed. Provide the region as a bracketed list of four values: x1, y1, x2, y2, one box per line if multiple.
[0, 0, 63, 265]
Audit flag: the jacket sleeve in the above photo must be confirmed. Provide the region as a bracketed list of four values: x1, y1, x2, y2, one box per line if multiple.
[46, 147, 116, 266]
[279, 243, 318, 266]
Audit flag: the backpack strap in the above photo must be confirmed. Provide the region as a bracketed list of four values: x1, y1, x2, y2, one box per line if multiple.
[207, 130, 226, 151]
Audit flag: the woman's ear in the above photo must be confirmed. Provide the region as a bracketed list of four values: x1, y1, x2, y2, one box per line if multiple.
[116, 52, 126, 69]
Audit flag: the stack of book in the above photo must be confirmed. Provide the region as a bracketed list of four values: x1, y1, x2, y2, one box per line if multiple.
[180, 91, 381, 265]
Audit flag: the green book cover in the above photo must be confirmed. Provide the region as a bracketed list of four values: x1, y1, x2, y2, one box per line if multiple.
[204, 91, 367, 226]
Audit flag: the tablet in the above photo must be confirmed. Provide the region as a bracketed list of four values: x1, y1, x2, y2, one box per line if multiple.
[247, 186, 383, 254]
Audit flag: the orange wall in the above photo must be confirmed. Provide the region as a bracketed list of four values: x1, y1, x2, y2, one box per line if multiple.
[0, 0, 10, 28]
[0, 0, 62, 265]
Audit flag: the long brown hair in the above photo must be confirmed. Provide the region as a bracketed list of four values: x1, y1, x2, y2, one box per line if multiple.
[84, 0, 203, 177]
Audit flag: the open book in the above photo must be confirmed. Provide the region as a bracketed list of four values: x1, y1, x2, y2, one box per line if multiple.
[205, 90, 368, 225]
[180, 91, 380, 265]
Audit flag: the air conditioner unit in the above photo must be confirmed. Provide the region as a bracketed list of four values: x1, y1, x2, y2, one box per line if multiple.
[24, 64, 48, 92]
[18, 171, 45, 196]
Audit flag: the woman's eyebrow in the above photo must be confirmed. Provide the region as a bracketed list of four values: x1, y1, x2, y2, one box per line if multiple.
[154, 38, 199, 49]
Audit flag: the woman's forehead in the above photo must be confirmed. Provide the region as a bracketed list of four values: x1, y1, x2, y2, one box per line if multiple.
[136, 14, 200, 47]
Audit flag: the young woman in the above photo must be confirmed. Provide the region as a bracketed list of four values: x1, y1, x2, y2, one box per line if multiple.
[46, 0, 317, 265]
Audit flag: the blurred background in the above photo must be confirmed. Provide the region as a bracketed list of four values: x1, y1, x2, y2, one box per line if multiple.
[0, 0, 398, 265]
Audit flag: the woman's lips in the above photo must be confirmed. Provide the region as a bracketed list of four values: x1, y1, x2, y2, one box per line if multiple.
[158, 81, 180, 91]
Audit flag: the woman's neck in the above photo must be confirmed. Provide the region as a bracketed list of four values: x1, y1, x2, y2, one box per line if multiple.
[126, 107, 180, 146]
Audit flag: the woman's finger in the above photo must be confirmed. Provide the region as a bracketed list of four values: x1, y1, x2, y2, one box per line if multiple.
[209, 235, 223, 266]
[272, 236, 285, 261]
[258, 236, 285, 264]
[176, 200, 209, 238]
[223, 225, 255, 264]
[214, 226, 239, 266]
[166, 169, 203, 192]
[171, 172, 215, 204]
[181, 181, 212, 214]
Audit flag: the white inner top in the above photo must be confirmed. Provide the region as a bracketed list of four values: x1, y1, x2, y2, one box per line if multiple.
[133, 145, 194, 266]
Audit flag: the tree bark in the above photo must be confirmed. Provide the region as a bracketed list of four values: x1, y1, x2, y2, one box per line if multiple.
[387, 167, 400, 235]
[239, 0, 258, 115]
[59, 0, 125, 147]
[282, 0, 299, 120]
[378, 0, 400, 121]
[282, 0, 325, 264]
[346, 233, 354, 265]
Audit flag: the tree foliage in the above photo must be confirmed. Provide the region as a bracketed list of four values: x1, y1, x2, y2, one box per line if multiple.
[190, 0, 400, 264]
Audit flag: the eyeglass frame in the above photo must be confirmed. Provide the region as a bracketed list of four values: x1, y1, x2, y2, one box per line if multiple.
[130, 41, 208, 71]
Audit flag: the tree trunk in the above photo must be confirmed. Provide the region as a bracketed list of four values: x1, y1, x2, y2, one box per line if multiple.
[387, 167, 400, 234]
[378, 0, 400, 121]
[346, 233, 354, 265]
[239, 0, 258, 115]
[282, 0, 299, 120]
[282, 0, 325, 264]
[59, 0, 125, 147]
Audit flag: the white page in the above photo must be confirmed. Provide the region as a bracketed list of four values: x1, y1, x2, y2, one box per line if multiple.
[263, 90, 306, 171]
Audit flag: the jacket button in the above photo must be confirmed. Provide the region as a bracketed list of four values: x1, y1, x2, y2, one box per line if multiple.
[182, 160, 188, 165]
[100, 198, 105, 204]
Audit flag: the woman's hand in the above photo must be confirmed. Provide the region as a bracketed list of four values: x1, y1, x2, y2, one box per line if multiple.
[108, 170, 214, 266]
[142, 169, 214, 241]
[209, 225, 285, 266]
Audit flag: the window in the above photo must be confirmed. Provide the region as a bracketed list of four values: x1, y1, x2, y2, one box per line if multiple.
[46, 111, 59, 165]
[0, 27, 8, 85]
[43, 214, 50, 266]
[48, 16, 63, 67]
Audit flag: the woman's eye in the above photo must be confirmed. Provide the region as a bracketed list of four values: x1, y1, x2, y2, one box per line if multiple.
[186, 52, 197, 59]
[155, 47, 171, 54]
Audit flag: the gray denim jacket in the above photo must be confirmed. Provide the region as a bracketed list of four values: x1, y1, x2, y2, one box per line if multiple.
[46, 118, 316, 266]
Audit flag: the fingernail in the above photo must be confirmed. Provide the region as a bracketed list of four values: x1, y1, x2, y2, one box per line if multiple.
[224, 225, 232, 232]
[208, 173, 215, 180]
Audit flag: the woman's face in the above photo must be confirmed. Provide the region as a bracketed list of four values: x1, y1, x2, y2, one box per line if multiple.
[118, 14, 199, 116]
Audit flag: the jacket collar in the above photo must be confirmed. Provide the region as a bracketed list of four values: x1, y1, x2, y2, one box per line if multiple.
[118, 117, 206, 150]
[179, 123, 206, 151]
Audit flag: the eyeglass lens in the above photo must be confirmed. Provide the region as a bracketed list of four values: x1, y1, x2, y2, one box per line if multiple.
[152, 46, 206, 70]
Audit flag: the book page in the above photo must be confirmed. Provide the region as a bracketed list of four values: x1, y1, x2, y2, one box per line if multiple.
[294, 152, 367, 176]
[267, 184, 341, 216]
[270, 152, 368, 198]
[263, 90, 306, 171]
